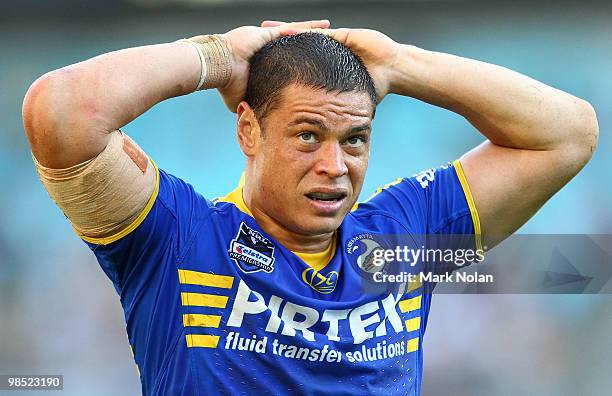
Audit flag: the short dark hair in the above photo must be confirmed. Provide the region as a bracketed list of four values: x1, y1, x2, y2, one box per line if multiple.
[245, 32, 377, 122]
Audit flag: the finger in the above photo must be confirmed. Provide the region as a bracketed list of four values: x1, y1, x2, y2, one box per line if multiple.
[266, 23, 333, 40]
[279, 27, 333, 37]
[269, 19, 330, 31]
[312, 19, 331, 29]
[261, 20, 285, 27]
[288, 19, 330, 29]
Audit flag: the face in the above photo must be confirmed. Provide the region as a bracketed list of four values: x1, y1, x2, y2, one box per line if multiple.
[238, 84, 375, 238]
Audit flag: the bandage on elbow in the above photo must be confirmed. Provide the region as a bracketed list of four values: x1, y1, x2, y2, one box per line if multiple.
[33, 130, 157, 243]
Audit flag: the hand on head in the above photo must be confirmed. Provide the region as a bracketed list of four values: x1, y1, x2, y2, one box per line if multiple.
[219, 20, 331, 111]
[271, 24, 401, 102]
[220, 20, 400, 111]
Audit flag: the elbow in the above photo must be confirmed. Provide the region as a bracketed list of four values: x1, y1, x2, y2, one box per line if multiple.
[22, 71, 56, 147]
[22, 69, 73, 145]
[564, 99, 599, 171]
[576, 99, 599, 164]
[23, 66, 91, 153]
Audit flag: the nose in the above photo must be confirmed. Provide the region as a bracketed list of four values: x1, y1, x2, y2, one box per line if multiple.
[314, 141, 348, 178]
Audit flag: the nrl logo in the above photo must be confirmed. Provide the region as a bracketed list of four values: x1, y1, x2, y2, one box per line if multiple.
[229, 222, 275, 274]
[302, 268, 339, 294]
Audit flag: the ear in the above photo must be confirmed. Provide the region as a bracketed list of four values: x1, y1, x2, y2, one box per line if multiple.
[236, 101, 261, 157]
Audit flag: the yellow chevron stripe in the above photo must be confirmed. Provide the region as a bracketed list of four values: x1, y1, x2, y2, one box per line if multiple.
[183, 314, 222, 328]
[407, 337, 420, 353]
[181, 292, 228, 308]
[405, 317, 421, 332]
[178, 269, 234, 289]
[398, 295, 422, 313]
[186, 334, 219, 348]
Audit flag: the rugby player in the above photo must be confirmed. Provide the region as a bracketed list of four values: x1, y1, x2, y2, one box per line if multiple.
[23, 19, 598, 395]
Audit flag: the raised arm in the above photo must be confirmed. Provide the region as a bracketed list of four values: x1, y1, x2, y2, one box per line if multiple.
[22, 20, 330, 242]
[22, 41, 202, 168]
[388, 44, 599, 245]
[23, 20, 330, 168]
[299, 27, 599, 247]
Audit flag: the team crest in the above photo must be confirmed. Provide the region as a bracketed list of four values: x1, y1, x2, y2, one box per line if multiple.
[346, 234, 387, 274]
[302, 268, 339, 294]
[229, 222, 275, 273]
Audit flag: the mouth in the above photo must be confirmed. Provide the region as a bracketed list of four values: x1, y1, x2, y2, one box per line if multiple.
[305, 189, 349, 215]
[305, 191, 348, 202]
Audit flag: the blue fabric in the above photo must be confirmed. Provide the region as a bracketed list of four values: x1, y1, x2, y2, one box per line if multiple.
[86, 163, 475, 396]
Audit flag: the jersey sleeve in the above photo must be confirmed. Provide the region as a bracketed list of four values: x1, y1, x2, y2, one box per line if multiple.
[360, 159, 482, 254]
[81, 167, 214, 390]
[83, 166, 214, 294]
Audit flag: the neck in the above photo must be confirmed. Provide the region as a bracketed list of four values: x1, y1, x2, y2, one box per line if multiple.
[251, 206, 334, 253]
[241, 178, 334, 254]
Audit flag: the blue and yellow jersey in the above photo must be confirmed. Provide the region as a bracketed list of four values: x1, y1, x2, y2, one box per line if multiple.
[83, 160, 480, 395]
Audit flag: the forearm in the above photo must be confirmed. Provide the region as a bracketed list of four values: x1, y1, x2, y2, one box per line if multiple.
[389, 44, 598, 154]
[65, 42, 201, 129]
[24, 41, 202, 167]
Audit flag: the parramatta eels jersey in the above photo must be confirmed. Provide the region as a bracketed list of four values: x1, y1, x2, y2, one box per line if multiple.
[83, 160, 481, 396]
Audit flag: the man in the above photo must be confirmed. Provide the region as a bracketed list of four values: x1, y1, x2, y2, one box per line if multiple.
[23, 19, 597, 395]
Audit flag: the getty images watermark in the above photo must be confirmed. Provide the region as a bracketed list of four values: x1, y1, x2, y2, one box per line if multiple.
[358, 235, 612, 294]
[367, 245, 491, 284]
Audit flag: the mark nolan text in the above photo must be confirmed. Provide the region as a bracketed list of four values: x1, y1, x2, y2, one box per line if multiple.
[373, 271, 494, 284]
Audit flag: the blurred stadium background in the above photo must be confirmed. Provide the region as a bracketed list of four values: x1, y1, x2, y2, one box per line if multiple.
[1, 1, 611, 395]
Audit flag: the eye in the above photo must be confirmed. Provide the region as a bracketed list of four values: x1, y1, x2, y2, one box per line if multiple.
[345, 136, 367, 148]
[298, 132, 318, 144]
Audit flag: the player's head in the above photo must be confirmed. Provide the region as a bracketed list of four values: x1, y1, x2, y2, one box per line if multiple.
[244, 32, 377, 121]
[237, 32, 376, 237]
